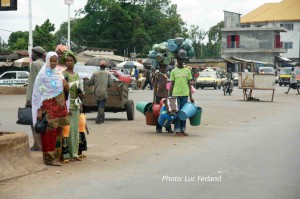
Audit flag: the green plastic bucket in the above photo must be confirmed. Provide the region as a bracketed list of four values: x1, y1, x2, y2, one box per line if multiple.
[189, 107, 202, 126]
[136, 102, 152, 115]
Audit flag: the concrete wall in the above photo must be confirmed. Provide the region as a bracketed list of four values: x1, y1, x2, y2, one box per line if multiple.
[221, 29, 287, 63]
[224, 11, 241, 28]
[241, 21, 300, 60]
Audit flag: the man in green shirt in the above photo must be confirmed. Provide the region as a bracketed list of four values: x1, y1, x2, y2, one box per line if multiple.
[169, 57, 194, 136]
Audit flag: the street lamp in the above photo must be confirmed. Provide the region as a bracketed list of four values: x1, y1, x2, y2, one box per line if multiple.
[64, 0, 74, 50]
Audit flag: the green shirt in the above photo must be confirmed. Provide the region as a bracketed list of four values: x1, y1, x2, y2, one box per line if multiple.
[63, 71, 81, 110]
[170, 67, 192, 96]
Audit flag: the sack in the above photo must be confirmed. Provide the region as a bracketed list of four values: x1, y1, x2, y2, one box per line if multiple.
[16, 107, 33, 125]
[191, 85, 195, 93]
[34, 113, 48, 134]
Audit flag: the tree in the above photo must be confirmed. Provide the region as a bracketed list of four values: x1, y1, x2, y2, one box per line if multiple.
[188, 25, 206, 59]
[204, 21, 224, 58]
[33, 19, 57, 51]
[8, 31, 28, 50]
[58, 0, 185, 56]
[7, 19, 57, 51]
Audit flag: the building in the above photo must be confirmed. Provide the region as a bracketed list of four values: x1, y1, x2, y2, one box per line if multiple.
[221, 11, 287, 71]
[240, 0, 300, 62]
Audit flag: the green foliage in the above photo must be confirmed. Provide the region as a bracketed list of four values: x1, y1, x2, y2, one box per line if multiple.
[7, 20, 56, 51]
[33, 19, 57, 51]
[57, 0, 185, 56]
[188, 25, 207, 59]
[8, 31, 28, 50]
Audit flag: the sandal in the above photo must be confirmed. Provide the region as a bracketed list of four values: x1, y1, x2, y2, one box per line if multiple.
[50, 160, 62, 166]
[181, 131, 189, 136]
[73, 157, 82, 161]
[62, 159, 69, 163]
[175, 132, 184, 137]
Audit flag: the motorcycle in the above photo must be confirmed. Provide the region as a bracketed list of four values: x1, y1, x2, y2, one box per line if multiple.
[223, 79, 232, 95]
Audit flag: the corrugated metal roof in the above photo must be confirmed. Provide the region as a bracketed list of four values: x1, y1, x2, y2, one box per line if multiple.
[241, 0, 300, 23]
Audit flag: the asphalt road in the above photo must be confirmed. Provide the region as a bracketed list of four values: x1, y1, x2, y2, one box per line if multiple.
[0, 85, 300, 199]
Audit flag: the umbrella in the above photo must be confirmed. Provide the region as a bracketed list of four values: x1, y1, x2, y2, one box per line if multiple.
[116, 61, 144, 69]
[85, 57, 116, 68]
[13, 57, 30, 67]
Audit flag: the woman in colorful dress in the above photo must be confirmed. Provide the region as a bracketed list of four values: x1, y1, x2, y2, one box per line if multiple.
[62, 50, 83, 161]
[32, 52, 69, 166]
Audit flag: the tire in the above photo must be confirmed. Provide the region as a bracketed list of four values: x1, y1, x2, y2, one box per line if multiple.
[126, 100, 135, 120]
[201, 87, 204, 89]
[195, 85, 199, 89]
[218, 85, 221, 89]
[279, 83, 282, 86]
[214, 84, 217, 90]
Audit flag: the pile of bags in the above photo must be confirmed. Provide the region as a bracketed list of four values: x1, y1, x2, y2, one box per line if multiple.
[149, 38, 195, 65]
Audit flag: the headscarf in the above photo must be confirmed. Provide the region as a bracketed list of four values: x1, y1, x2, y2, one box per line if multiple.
[55, 44, 69, 53]
[31, 52, 64, 126]
[61, 50, 77, 64]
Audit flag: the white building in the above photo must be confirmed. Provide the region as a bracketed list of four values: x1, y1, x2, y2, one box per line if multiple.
[240, 0, 300, 62]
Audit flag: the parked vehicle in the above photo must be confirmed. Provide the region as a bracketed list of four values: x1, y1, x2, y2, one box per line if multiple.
[259, 67, 275, 74]
[109, 70, 135, 85]
[295, 66, 300, 87]
[233, 73, 239, 86]
[195, 71, 222, 89]
[278, 67, 292, 86]
[0, 71, 29, 86]
[74, 64, 135, 120]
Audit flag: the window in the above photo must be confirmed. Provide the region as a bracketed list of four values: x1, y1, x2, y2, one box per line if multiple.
[284, 42, 293, 49]
[227, 34, 240, 48]
[17, 72, 29, 79]
[1, 72, 16, 79]
[280, 23, 294, 30]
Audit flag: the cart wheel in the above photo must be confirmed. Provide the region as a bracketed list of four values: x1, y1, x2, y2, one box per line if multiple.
[126, 100, 135, 120]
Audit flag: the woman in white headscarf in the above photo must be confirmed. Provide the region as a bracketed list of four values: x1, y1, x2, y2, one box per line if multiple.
[32, 52, 69, 166]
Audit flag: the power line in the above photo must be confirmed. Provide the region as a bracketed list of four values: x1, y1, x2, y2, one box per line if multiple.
[0, 28, 13, 33]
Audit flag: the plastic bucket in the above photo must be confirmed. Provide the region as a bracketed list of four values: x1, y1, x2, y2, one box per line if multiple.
[189, 107, 202, 126]
[177, 48, 187, 59]
[136, 102, 152, 115]
[146, 111, 157, 126]
[152, 103, 161, 118]
[175, 37, 184, 45]
[158, 113, 175, 127]
[163, 56, 171, 65]
[155, 53, 164, 62]
[168, 43, 179, 53]
[177, 102, 198, 120]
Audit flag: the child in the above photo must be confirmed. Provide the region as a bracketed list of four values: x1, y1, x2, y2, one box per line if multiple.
[78, 108, 89, 158]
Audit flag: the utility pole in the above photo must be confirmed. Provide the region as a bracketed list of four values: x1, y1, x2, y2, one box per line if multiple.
[28, 0, 33, 67]
[64, 0, 74, 50]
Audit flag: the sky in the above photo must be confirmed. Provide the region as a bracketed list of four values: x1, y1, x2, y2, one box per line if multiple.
[0, 0, 282, 43]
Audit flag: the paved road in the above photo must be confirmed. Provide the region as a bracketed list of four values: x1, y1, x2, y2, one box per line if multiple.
[0, 85, 300, 199]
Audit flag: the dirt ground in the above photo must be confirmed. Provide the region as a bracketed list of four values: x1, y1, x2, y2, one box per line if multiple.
[0, 85, 299, 198]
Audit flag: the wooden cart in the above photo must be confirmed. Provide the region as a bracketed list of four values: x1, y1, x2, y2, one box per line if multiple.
[82, 80, 135, 120]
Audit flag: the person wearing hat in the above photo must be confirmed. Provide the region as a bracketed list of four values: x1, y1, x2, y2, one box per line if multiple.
[25, 46, 46, 151]
[84, 60, 112, 124]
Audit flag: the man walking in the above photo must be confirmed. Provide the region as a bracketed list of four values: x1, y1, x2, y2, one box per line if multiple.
[142, 66, 153, 90]
[85, 61, 112, 124]
[284, 67, 300, 95]
[169, 57, 194, 136]
[25, 46, 46, 151]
